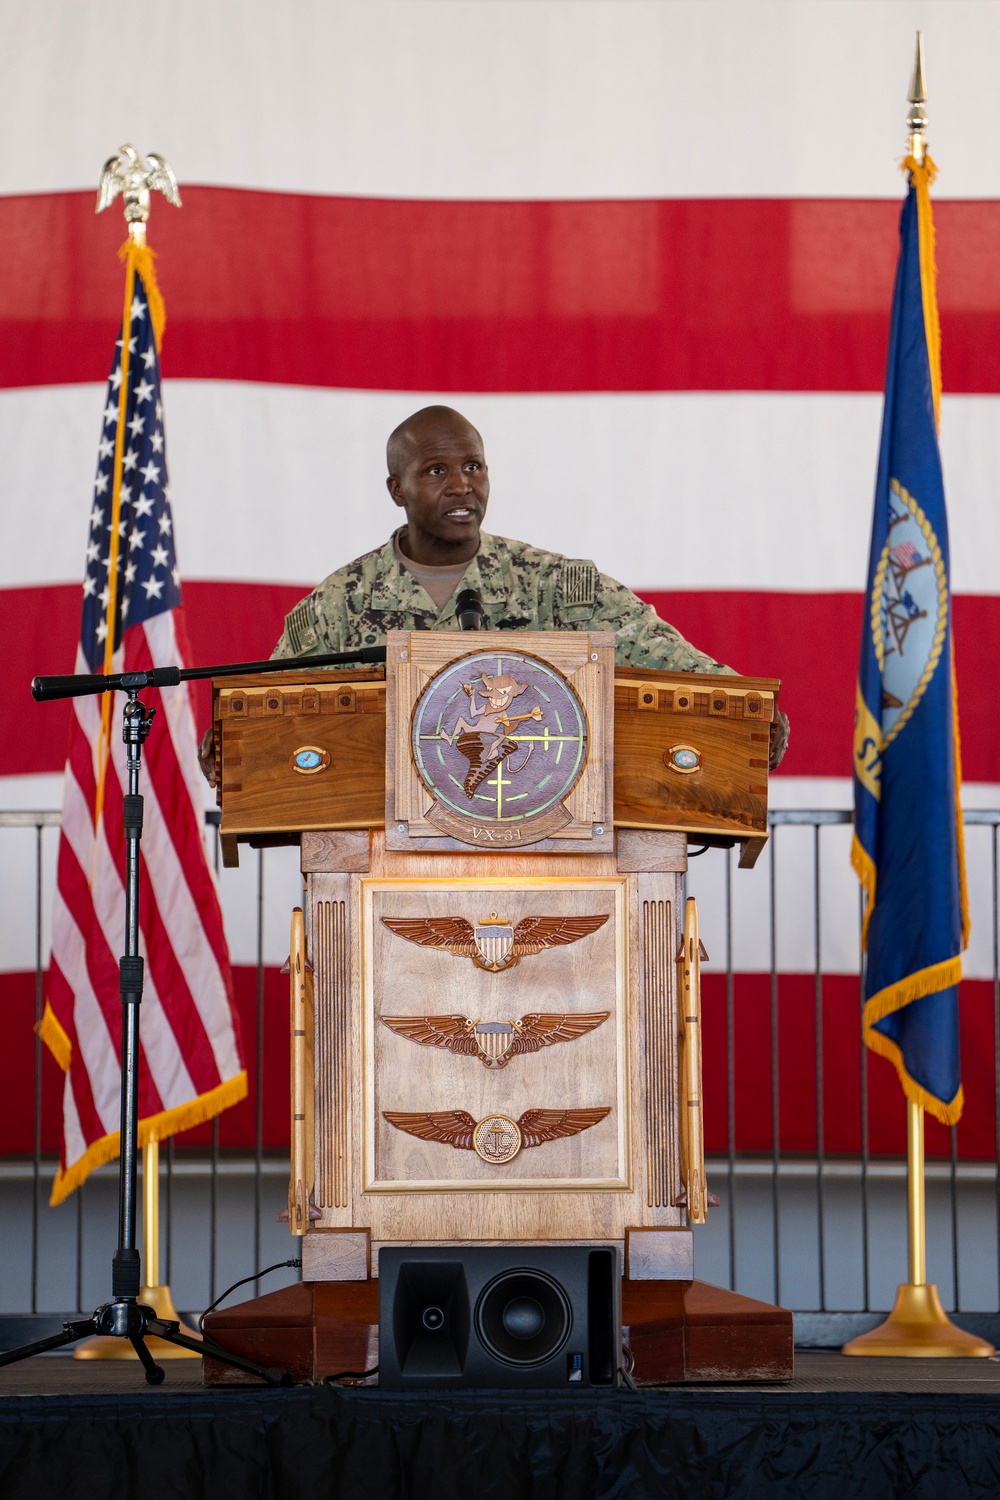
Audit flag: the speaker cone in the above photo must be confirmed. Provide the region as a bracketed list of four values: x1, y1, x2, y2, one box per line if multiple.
[475, 1270, 571, 1366]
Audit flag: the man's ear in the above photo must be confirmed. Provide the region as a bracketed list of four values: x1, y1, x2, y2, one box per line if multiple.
[387, 474, 405, 507]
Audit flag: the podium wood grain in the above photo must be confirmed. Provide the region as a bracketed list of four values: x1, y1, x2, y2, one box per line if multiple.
[213, 665, 778, 865]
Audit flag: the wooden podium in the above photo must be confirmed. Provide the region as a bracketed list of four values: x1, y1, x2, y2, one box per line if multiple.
[204, 631, 792, 1383]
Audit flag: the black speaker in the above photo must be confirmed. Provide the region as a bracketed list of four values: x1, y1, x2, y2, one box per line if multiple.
[378, 1245, 620, 1389]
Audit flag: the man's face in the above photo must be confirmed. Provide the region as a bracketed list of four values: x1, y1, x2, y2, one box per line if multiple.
[387, 419, 489, 563]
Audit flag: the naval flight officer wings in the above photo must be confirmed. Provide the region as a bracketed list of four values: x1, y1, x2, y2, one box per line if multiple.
[271, 529, 733, 676]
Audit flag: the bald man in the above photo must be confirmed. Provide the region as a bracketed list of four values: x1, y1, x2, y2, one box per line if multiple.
[271, 405, 788, 763]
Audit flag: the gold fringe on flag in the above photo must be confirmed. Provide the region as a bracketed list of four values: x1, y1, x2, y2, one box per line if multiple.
[46, 1071, 249, 1208]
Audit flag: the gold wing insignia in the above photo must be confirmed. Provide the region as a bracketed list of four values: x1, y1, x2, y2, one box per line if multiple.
[516, 1107, 611, 1148]
[511, 914, 609, 956]
[381, 917, 478, 956]
[380, 1015, 479, 1057]
[382, 1110, 477, 1150]
[508, 1012, 610, 1056]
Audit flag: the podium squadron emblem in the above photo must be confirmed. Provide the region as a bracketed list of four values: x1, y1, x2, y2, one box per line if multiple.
[381, 911, 608, 974]
[410, 651, 588, 831]
[383, 1107, 611, 1164]
[380, 1011, 610, 1069]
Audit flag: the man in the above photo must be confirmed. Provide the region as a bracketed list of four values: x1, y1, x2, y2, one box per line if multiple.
[270, 404, 789, 766]
[199, 405, 787, 780]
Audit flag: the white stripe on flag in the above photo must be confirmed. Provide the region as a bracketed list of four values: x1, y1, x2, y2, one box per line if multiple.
[1, 2, 997, 199]
[49, 884, 120, 1137]
[59, 749, 201, 1113]
[105, 673, 241, 1085]
[5, 384, 1000, 595]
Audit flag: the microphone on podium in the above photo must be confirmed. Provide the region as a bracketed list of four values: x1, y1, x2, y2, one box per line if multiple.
[456, 588, 486, 631]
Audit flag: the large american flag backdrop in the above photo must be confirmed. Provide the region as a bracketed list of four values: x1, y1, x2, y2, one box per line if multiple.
[2, 1, 999, 1164]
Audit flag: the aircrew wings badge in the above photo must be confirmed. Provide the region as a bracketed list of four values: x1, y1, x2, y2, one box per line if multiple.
[380, 1011, 610, 1069]
[381, 911, 608, 973]
[382, 1107, 611, 1164]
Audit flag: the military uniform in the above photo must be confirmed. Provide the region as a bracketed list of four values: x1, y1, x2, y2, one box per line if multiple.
[272, 530, 733, 675]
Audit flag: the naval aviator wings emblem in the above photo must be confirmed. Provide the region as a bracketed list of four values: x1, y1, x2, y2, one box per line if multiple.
[380, 1011, 610, 1069]
[383, 1106, 611, 1164]
[381, 911, 608, 974]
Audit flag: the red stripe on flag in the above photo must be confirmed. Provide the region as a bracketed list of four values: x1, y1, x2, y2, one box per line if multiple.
[4, 966, 996, 1160]
[98, 744, 219, 1105]
[2, 189, 999, 393]
[7, 582, 1000, 784]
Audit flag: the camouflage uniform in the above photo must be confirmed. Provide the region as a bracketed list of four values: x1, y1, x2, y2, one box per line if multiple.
[271, 530, 733, 674]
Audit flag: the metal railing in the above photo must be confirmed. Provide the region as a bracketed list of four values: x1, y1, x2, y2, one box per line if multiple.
[2, 805, 998, 1343]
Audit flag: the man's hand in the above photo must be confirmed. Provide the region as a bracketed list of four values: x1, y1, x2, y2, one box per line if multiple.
[198, 726, 218, 787]
[769, 710, 790, 772]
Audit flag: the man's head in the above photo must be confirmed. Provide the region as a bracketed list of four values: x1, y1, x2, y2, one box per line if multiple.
[386, 405, 489, 566]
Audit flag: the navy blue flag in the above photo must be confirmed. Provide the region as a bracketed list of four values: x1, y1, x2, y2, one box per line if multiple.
[852, 156, 968, 1126]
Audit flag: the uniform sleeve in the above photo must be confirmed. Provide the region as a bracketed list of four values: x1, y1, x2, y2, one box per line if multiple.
[589, 569, 735, 675]
[270, 588, 349, 660]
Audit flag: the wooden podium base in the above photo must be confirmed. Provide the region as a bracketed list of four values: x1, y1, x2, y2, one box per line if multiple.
[202, 1278, 792, 1386]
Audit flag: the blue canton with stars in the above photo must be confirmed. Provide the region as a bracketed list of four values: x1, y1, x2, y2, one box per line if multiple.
[81, 275, 180, 672]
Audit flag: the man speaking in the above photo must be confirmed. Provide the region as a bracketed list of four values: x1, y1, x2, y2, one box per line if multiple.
[269, 405, 788, 767]
[273, 404, 734, 673]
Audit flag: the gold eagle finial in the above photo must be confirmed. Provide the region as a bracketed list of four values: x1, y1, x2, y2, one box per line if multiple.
[96, 144, 182, 241]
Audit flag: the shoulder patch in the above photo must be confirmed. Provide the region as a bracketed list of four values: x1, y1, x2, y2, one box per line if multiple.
[560, 560, 597, 608]
[284, 596, 318, 655]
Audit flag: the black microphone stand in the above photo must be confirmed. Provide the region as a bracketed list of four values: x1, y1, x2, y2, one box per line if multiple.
[0, 651, 394, 1384]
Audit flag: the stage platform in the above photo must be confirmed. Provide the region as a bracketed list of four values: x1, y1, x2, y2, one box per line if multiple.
[0, 1353, 998, 1499]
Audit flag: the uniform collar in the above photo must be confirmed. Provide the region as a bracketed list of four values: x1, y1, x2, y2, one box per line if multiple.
[368, 530, 527, 622]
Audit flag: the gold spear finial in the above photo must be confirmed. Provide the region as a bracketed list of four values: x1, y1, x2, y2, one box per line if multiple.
[907, 31, 928, 165]
[96, 144, 181, 245]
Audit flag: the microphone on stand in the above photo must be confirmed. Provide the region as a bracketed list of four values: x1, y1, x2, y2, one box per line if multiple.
[456, 588, 486, 631]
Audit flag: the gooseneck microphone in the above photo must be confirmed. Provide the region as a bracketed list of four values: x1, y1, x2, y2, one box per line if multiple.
[456, 588, 486, 631]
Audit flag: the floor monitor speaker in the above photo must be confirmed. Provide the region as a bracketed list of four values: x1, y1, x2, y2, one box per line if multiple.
[378, 1245, 620, 1389]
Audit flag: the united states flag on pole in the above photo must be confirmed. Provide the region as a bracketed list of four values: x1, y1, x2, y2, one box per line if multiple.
[40, 252, 246, 1205]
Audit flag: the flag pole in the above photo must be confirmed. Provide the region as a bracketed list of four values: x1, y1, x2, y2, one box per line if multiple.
[76, 149, 199, 1361]
[843, 39, 990, 1357]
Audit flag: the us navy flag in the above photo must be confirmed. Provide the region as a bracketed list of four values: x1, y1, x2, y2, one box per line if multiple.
[852, 157, 968, 1125]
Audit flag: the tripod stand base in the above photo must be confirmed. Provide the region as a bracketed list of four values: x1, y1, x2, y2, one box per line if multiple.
[74, 1284, 201, 1360]
[842, 1283, 995, 1357]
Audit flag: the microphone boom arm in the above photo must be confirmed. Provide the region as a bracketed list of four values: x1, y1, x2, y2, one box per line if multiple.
[31, 645, 388, 703]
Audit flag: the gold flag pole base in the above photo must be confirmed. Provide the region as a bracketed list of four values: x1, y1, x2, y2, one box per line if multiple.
[73, 1283, 203, 1360]
[842, 1282, 994, 1358]
[75, 1138, 202, 1359]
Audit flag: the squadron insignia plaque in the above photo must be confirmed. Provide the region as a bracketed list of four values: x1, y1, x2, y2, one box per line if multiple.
[409, 650, 588, 842]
